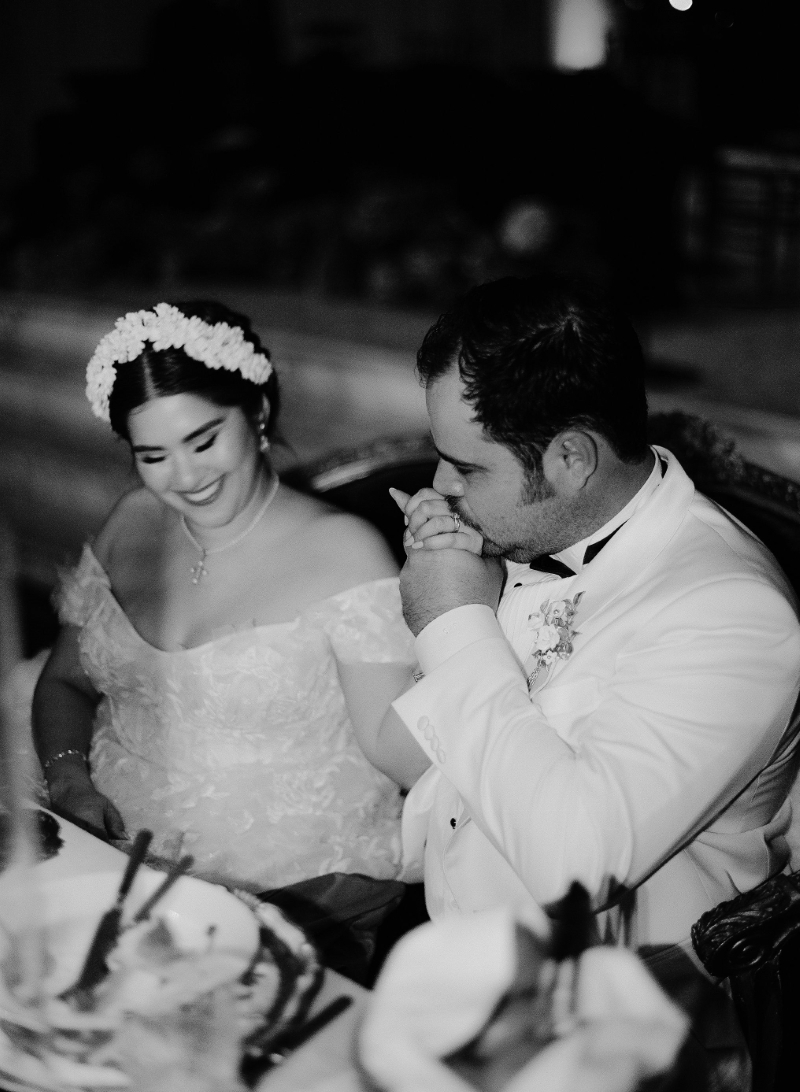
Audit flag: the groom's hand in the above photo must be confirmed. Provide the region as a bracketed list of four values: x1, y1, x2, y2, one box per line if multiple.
[399, 544, 504, 636]
[390, 485, 503, 635]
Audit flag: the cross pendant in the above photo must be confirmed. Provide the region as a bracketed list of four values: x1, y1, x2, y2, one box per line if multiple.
[190, 554, 208, 584]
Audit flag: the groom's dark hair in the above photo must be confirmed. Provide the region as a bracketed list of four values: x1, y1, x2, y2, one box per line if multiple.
[416, 275, 649, 479]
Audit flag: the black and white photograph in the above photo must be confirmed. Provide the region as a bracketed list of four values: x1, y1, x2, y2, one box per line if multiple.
[1, 3, 799, 1091]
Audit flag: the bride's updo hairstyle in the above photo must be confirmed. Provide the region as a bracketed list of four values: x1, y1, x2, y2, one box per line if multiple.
[107, 300, 280, 443]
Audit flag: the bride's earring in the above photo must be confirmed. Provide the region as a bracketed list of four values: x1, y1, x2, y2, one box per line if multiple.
[257, 417, 270, 453]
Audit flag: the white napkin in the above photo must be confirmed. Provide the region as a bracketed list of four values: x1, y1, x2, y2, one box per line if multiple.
[358, 909, 689, 1092]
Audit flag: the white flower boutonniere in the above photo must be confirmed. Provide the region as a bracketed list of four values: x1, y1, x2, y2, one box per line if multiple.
[525, 592, 584, 692]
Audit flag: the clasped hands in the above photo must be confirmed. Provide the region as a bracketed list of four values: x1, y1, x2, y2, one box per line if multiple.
[389, 487, 504, 637]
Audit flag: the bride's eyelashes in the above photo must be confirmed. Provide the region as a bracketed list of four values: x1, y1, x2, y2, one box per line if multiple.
[194, 434, 218, 453]
[137, 433, 220, 464]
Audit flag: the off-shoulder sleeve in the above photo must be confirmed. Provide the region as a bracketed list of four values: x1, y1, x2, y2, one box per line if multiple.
[53, 544, 110, 627]
[308, 578, 416, 664]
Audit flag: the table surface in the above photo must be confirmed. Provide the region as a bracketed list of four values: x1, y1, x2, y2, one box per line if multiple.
[2, 811, 740, 1092]
[0, 812, 368, 1092]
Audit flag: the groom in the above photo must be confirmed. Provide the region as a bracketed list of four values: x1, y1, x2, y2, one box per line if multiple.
[390, 275, 800, 950]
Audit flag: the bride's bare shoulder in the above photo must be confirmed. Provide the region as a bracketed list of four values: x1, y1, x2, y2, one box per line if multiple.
[279, 485, 399, 591]
[92, 488, 167, 570]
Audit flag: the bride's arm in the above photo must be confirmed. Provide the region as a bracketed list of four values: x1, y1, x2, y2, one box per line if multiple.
[339, 485, 483, 788]
[313, 508, 431, 788]
[32, 625, 126, 839]
[338, 662, 431, 790]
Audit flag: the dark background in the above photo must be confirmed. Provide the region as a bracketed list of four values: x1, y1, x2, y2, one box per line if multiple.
[1, 0, 798, 320]
[3, 0, 800, 663]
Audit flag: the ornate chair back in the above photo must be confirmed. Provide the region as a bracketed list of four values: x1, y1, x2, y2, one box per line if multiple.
[282, 435, 438, 565]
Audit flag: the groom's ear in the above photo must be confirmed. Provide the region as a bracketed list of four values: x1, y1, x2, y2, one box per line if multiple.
[543, 430, 598, 492]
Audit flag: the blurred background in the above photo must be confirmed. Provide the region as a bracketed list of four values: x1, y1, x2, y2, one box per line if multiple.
[1, 0, 800, 658]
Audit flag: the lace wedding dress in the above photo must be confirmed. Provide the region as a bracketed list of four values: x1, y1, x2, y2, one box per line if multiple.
[52, 545, 414, 891]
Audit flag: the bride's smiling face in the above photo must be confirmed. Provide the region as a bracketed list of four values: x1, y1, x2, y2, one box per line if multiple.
[127, 392, 263, 527]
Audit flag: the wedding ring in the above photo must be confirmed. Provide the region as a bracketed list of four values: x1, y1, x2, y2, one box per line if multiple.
[452, 512, 462, 533]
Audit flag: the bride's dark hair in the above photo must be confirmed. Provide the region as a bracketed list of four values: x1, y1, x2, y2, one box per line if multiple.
[107, 300, 280, 441]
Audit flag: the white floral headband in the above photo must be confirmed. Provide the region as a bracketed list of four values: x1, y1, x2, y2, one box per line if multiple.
[85, 302, 273, 422]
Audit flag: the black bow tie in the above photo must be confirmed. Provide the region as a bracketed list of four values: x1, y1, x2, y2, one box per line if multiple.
[529, 527, 622, 577]
[528, 554, 576, 578]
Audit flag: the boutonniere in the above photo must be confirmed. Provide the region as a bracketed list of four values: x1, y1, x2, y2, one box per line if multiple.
[524, 592, 584, 692]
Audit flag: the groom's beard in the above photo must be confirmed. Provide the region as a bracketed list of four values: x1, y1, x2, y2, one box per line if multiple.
[445, 497, 505, 558]
[445, 468, 558, 561]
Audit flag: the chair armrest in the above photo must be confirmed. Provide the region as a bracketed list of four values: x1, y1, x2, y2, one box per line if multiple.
[691, 871, 800, 978]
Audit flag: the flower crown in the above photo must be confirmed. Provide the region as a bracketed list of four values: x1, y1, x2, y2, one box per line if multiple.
[85, 302, 273, 421]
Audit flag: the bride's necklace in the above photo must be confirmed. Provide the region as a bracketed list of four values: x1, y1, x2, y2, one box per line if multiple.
[181, 475, 279, 585]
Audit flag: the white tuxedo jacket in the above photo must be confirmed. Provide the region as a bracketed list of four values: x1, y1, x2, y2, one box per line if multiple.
[395, 449, 800, 947]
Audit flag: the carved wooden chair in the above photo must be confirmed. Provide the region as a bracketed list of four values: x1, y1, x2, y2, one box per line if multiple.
[692, 869, 800, 1092]
[649, 412, 800, 1092]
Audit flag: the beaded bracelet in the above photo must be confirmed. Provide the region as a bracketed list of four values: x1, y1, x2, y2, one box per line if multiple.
[42, 748, 89, 772]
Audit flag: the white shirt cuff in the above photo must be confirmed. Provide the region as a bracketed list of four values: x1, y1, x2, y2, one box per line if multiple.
[415, 604, 503, 673]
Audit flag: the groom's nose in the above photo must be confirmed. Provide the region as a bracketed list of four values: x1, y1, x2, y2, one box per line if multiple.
[432, 459, 460, 498]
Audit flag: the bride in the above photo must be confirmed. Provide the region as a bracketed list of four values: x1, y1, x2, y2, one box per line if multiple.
[32, 300, 429, 891]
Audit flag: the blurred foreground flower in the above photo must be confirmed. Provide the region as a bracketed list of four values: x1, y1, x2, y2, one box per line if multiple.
[358, 907, 688, 1092]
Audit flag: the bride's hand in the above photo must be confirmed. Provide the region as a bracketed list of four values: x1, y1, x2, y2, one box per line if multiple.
[389, 487, 483, 555]
[46, 767, 126, 842]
